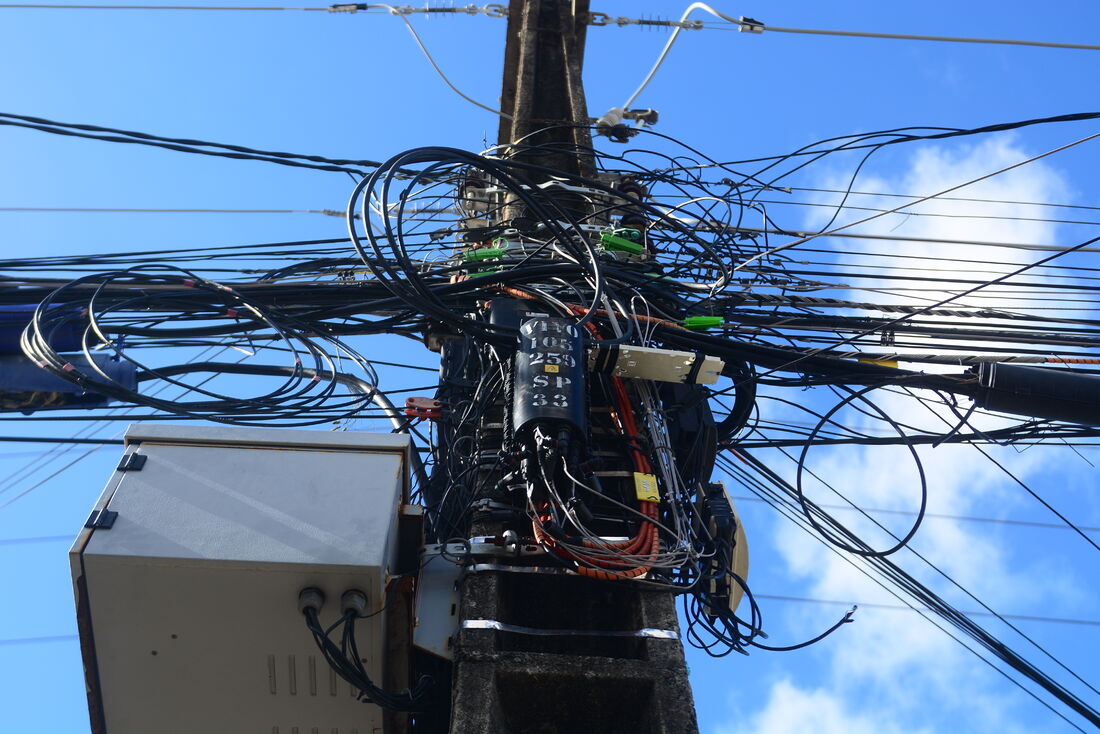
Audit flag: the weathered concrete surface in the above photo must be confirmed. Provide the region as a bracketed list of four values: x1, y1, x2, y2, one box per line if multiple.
[449, 571, 699, 734]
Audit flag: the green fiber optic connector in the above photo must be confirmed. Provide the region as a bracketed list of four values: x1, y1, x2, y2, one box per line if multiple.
[599, 231, 644, 255]
[463, 247, 506, 262]
[683, 316, 724, 331]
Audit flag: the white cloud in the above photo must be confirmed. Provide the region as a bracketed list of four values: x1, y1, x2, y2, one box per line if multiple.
[717, 678, 930, 734]
[726, 137, 1092, 734]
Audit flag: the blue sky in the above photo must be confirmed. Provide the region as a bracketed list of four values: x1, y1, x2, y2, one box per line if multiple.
[1, 2, 1099, 732]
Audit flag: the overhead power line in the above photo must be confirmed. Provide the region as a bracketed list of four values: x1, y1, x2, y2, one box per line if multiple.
[0, 436, 123, 445]
[621, 3, 1100, 109]
[723, 15, 1100, 52]
[735, 129, 1100, 270]
[0, 111, 384, 175]
[730, 224, 1100, 255]
[0, 535, 72, 546]
[0, 3, 510, 118]
[723, 452, 1100, 730]
[758, 594, 1100, 628]
[744, 197, 1100, 228]
[0, 3, 321, 8]
[0, 2, 507, 13]
[0, 206, 342, 215]
[731, 496, 1100, 534]
[8, 199, 1096, 228]
[0, 634, 78, 647]
[788, 186, 1100, 214]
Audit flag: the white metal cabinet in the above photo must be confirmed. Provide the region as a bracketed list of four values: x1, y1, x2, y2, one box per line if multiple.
[71, 424, 409, 734]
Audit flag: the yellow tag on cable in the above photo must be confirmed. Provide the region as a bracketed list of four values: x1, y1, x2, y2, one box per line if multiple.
[633, 472, 659, 502]
[858, 358, 899, 369]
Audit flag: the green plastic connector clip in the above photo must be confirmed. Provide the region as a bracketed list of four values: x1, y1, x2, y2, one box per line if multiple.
[468, 266, 501, 278]
[613, 227, 641, 242]
[463, 247, 506, 262]
[684, 316, 724, 331]
[599, 231, 644, 255]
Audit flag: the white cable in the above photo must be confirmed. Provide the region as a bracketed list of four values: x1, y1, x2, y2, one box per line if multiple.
[731, 21, 1100, 52]
[366, 4, 512, 119]
[621, 2, 738, 109]
[621, 2, 1100, 110]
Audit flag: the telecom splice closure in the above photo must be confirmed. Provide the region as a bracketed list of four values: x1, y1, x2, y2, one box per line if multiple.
[512, 317, 586, 441]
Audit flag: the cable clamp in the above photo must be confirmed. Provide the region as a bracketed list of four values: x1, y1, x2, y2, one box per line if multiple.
[685, 351, 706, 385]
[404, 396, 443, 420]
[738, 16, 765, 33]
[436, 539, 542, 559]
[587, 12, 702, 30]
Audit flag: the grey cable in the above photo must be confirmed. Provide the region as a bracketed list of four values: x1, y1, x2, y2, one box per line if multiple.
[0, 206, 339, 214]
[789, 186, 1100, 214]
[738, 21, 1100, 53]
[0, 4, 324, 9]
[731, 496, 1100, 534]
[621, 2, 1100, 109]
[758, 594, 1100, 627]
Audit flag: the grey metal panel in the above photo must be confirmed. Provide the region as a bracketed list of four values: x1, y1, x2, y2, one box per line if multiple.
[123, 422, 410, 453]
[84, 556, 386, 734]
[74, 425, 407, 734]
[413, 547, 462, 660]
[84, 443, 402, 569]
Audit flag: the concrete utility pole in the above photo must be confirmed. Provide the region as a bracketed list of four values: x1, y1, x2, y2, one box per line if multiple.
[445, 2, 701, 732]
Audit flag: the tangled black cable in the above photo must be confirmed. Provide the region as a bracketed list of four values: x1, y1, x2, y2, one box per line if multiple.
[300, 591, 433, 713]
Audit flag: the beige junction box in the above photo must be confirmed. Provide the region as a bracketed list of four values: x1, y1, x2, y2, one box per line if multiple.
[70, 424, 410, 734]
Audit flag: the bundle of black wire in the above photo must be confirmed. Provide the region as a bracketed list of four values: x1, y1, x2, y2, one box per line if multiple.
[19, 265, 388, 425]
[302, 605, 432, 713]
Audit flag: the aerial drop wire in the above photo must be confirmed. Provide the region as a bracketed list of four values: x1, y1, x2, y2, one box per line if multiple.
[794, 385, 927, 558]
[0, 112, 421, 177]
[734, 129, 1100, 271]
[727, 450, 1100, 731]
[724, 16, 1100, 52]
[717, 460, 1093, 734]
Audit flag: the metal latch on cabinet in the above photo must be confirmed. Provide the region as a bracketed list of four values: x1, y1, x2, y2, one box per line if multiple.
[116, 453, 147, 471]
[85, 509, 118, 529]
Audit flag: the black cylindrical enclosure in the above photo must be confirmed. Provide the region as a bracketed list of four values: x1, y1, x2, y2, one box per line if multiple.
[974, 362, 1100, 426]
[512, 317, 586, 439]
